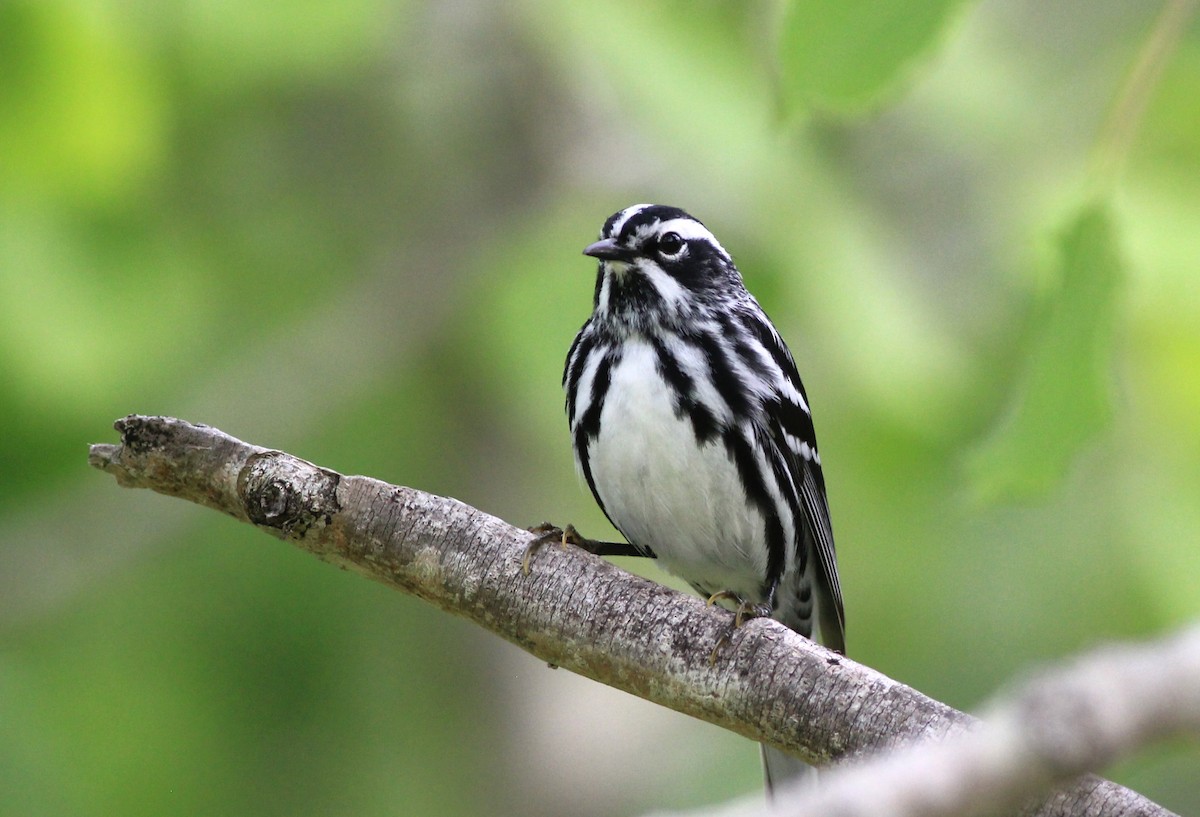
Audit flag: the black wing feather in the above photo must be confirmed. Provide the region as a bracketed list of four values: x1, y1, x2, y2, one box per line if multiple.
[751, 306, 846, 653]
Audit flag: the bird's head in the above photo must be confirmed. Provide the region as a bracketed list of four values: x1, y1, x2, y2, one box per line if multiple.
[584, 204, 743, 329]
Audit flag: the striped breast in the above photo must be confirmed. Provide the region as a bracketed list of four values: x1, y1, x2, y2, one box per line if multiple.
[572, 336, 772, 602]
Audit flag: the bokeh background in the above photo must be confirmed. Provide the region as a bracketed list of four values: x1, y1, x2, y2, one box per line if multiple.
[2, 1, 1198, 815]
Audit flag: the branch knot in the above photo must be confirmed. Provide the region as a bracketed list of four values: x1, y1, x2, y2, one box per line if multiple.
[238, 450, 340, 537]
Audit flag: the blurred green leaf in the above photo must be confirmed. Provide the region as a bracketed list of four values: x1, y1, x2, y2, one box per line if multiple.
[0, 1, 165, 204]
[1133, 41, 1200, 187]
[967, 202, 1124, 502]
[777, 0, 967, 113]
[2, 1, 1199, 813]
[177, 0, 397, 91]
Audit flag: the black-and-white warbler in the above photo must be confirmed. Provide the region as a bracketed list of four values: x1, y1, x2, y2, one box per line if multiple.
[558, 203, 845, 790]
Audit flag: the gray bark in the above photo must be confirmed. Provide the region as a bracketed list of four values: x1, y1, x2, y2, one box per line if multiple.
[89, 415, 1177, 817]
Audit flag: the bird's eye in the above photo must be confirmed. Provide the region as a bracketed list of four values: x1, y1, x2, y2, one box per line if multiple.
[657, 232, 685, 257]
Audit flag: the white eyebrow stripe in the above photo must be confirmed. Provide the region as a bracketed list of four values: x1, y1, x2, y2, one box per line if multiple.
[607, 203, 654, 238]
[654, 217, 730, 257]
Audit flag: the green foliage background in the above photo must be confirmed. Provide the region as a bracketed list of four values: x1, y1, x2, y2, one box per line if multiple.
[2, 1, 1198, 814]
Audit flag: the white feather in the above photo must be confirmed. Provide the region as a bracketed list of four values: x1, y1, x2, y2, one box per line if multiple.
[583, 339, 769, 597]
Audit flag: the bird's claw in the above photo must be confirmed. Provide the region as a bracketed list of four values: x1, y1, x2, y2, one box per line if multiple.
[521, 522, 585, 575]
[705, 591, 770, 663]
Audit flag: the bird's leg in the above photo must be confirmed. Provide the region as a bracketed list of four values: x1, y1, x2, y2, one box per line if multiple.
[522, 522, 576, 575]
[706, 590, 771, 627]
[705, 590, 771, 663]
[521, 523, 642, 575]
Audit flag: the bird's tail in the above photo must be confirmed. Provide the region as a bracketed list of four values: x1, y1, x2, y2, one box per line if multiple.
[760, 744, 817, 798]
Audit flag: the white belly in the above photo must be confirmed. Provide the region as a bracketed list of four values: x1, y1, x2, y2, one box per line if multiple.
[585, 341, 768, 599]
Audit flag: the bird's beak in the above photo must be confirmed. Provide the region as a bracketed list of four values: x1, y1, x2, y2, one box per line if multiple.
[583, 238, 633, 263]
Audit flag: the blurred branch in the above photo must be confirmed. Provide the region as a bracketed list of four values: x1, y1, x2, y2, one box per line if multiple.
[89, 415, 1178, 817]
[652, 625, 1200, 817]
[1091, 0, 1198, 190]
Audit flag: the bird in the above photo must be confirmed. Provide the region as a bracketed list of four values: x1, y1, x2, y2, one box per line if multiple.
[543, 203, 846, 793]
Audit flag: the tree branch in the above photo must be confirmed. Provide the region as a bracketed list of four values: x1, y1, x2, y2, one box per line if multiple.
[652, 624, 1200, 817]
[89, 415, 1177, 817]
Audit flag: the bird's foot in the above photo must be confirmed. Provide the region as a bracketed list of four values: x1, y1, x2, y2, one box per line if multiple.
[705, 591, 771, 664]
[523, 522, 645, 574]
[706, 590, 771, 627]
[521, 522, 589, 575]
